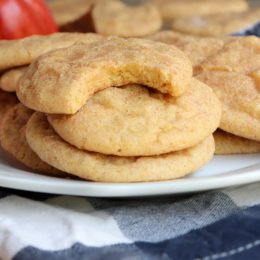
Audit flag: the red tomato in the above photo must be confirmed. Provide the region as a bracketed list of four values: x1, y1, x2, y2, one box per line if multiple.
[0, 0, 58, 39]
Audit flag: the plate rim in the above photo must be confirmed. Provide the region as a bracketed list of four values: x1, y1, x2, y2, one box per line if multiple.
[0, 159, 260, 197]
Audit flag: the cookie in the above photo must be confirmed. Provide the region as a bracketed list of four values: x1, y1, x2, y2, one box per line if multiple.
[0, 33, 103, 71]
[152, 0, 248, 20]
[26, 112, 215, 183]
[196, 36, 260, 140]
[48, 81, 221, 156]
[0, 90, 19, 125]
[214, 130, 260, 155]
[147, 31, 228, 68]
[172, 9, 260, 37]
[200, 36, 260, 74]
[0, 103, 64, 175]
[48, 0, 94, 26]
[0, 67, 27, 92]
[197, 71, 260, 142]
[92, 0, 162, 37]
[18, 37, 193, 114]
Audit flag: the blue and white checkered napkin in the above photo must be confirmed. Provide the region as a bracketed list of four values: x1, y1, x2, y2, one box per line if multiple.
[232, 22, 260, 36]
[1, 183, 260, 260]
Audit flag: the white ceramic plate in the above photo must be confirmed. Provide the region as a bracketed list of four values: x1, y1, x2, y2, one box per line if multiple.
[0, 148, 260, 197]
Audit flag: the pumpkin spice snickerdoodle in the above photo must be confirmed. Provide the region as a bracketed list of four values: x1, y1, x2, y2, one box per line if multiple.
[26, 113, 215, 183]
[48, 81, 221, 156]
[197, 71, 260, 142]
[17, 37, 193, 114]
[92, 0, 162, 37]
[152, 0, 248, 20]
[172, 9, 260, 37]
[214, 130, 260, 155]
[0, 33, 103, 71]
[0, 104, 64, 176]
[0, 67, 27, 92]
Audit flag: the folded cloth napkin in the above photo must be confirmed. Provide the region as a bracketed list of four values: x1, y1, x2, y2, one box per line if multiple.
[1, 183, 260, 260]
[232, 22, 260, 36]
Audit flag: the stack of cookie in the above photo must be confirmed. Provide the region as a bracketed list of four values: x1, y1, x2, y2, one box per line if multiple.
[0, 33, 102, 175]
[148, 31, 260, 155]
[0, 35, 221, 182]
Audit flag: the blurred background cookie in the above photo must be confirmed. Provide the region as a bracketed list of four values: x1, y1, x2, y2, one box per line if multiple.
[172, 8, 260, 36]
[92, 0, 162, 37]
[151, 0, 248, 20]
